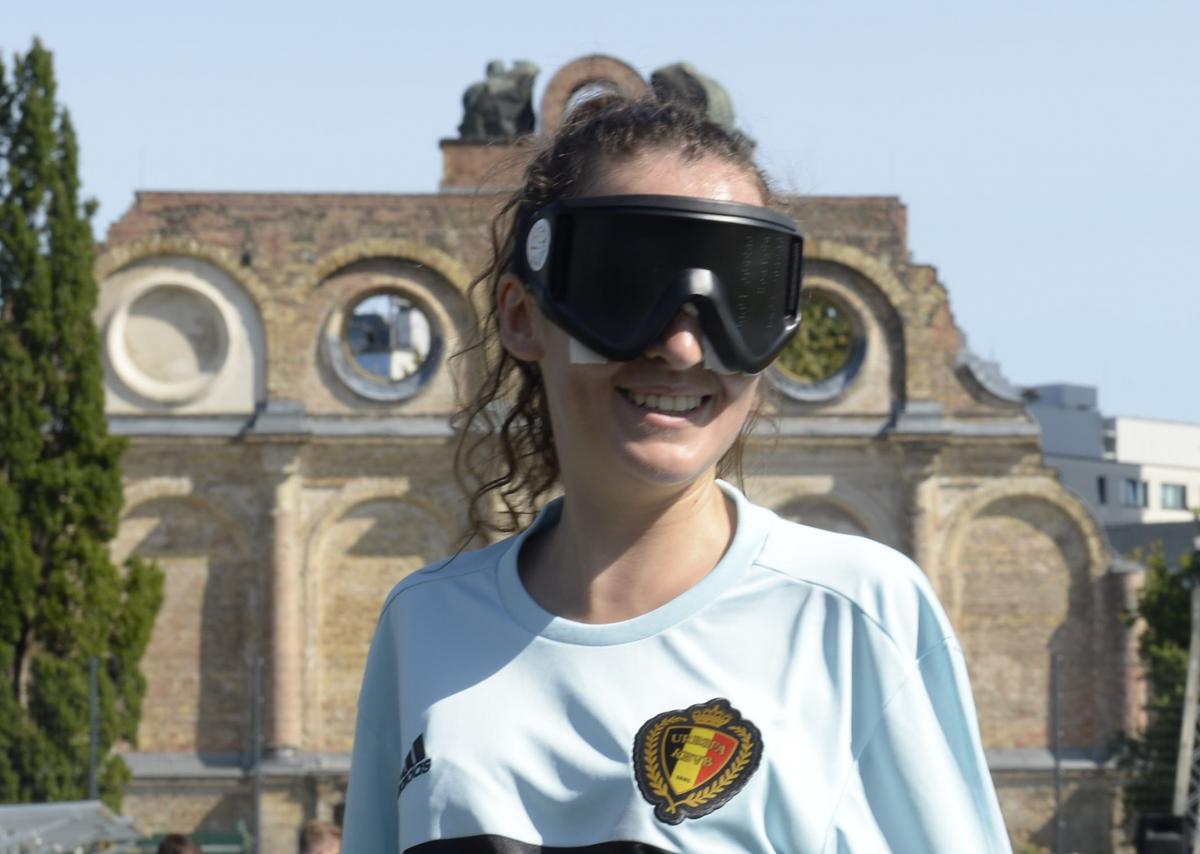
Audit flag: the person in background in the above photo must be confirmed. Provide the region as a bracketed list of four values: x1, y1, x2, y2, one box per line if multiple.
[155, 834, 200, 854]
[299, 819, 342, 854]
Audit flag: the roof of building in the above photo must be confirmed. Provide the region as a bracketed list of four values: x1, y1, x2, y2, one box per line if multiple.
[0, 800, 141, 850]
[1107, 521, 1198, 564]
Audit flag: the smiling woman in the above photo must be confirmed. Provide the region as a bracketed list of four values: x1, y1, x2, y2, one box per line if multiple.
[343, 97, 1011, 853]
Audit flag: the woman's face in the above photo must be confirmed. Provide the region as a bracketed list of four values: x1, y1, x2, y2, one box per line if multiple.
[501, 150, 766, 497]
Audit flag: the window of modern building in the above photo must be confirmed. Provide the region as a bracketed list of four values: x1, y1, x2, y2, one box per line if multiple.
[1097, 476, 1108, 505]
[1122, 478, 1149, 508]
[344, 293, 432, 383]
[325, 287, 442, 402]
[1162, 483, 1188, 510]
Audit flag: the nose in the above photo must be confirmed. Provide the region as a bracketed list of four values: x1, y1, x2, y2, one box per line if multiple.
[643, 305, 704, 370]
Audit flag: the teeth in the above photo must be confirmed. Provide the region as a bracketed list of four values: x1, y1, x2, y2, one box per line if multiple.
[626, 391, 704, 413]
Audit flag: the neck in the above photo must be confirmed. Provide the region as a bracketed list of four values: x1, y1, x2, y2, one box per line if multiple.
[519, 474, 736, 623]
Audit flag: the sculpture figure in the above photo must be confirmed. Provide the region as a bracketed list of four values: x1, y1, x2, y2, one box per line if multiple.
[459, 60, 540, 141]
[650, 62, 736, 132]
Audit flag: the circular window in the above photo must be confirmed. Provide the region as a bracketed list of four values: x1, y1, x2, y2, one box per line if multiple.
[770, 291, 865, 402]
[326, 290, 441, 402]
[107, 281, 232, 403]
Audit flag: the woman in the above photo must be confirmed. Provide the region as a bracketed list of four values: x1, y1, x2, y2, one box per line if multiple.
[344, 97, 1010, 853]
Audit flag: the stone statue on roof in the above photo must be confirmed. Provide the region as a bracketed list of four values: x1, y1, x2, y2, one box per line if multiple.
[458, 60, 540, 141]
[650, 62, 737, 132]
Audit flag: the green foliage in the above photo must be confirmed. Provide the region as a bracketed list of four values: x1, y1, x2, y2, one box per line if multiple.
[1113, 542, 1197, 829]
[0, 39, 163, 810]
[775, 292, 854, 383]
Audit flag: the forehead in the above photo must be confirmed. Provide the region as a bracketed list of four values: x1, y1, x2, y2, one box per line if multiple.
[581, 151, 765, 207]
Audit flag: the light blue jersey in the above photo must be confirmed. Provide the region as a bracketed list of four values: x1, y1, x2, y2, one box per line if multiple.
[344, 482, 1011, 853]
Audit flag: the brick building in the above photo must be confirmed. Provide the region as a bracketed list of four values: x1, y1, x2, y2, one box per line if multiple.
[97, 56, 1135, 852]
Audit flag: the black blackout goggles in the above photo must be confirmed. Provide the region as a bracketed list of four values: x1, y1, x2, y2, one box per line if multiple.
[514, 195, 805, 374]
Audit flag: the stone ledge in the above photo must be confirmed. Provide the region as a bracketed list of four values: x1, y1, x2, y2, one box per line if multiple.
[108, 414, 455, 438]
[124, 749, 1108, 781]
[108, 406, 1035, 441]
[124, 751, 351, 780]
[759, 414, 1039, 438]
[986, 747, 1109, 773]
[109, 415, 252, 437]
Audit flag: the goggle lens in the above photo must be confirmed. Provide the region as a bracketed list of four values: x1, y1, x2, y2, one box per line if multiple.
[521, 196, 804, 373]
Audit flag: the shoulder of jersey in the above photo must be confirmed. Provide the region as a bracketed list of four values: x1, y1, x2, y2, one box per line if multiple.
[751, 507, 954, 658]
[379, 536, 513, 614]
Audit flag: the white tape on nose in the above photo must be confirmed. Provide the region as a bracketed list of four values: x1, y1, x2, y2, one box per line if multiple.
[702, 336, 736, 374]
[568, 336, 609, 364]
[683, 304, 736, 374]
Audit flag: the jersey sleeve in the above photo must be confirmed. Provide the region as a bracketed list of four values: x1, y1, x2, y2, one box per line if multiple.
[343, 607, 402, 853]
[822, 639, 1011, 854]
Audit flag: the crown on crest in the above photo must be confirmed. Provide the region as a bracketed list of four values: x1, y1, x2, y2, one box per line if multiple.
[691, 703, 734, 728]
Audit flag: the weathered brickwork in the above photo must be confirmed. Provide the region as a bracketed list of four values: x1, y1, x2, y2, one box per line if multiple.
[956, 497, 1095, 747]
[123, 785, 252, 838]
[96, 55, 1136, 853]
[993, 773, 1119, 854]
[439, 139, 535, 190]
[311, 487, 455, 749]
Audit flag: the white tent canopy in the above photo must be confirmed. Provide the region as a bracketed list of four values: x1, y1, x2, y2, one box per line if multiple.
[0, 800, 140, 853]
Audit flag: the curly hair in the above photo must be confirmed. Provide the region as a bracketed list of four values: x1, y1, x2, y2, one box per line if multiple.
[453, 95, 773, 539]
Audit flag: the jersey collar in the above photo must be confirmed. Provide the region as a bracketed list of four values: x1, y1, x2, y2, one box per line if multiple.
[496, 480, 771, 645]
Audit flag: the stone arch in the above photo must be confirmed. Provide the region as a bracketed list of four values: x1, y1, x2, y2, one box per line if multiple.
[804, 240, 911, 313]
[309, 238, 473, 298]
[95, 237, 272, 313]
[305, 483, 457, 749]
[304, 479, 460, 560]
[942, 478, 1111, 600]
[941, 480, 1111, 752]
[114, 489, 256, 754]
[119, 478, 253, 560]
[775, 493, 876, 540]
[539, 54, 650, 136]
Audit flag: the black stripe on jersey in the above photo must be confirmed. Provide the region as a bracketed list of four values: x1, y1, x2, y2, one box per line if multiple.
[406, 836, 675, 853]
[403, 733, 426, 773]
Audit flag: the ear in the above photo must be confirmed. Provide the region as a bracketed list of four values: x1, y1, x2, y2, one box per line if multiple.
[496, 273, 545, 362]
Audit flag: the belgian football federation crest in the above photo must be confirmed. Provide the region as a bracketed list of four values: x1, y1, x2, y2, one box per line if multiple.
[633, 698, 763, 825]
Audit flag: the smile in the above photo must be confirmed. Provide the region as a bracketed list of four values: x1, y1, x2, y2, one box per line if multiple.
[618, 388, 710, 415]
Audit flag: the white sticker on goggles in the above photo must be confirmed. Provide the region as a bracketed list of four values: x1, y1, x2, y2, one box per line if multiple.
[526, 219, 551, 272]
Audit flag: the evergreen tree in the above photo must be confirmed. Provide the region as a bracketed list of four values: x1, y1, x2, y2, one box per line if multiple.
[0, 39, 162, 810]
[1115, 540, 1197, 830]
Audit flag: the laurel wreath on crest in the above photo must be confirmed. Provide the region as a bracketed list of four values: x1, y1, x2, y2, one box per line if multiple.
[642, 714, 687, 811]
[641, 716, 755, 814]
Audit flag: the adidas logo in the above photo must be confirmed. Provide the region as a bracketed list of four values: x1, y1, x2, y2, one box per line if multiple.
[396, 734, 431, 797]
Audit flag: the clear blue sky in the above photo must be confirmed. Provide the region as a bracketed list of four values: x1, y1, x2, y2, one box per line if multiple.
[8, 0, 1199, 422]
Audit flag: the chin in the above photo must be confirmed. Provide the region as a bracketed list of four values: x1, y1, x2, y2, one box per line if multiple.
[613, 441, 722, 489]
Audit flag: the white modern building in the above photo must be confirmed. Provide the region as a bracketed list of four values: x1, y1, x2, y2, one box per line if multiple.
[1027, 384, 1199, 560]
[1107, 416, 1200, 519]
